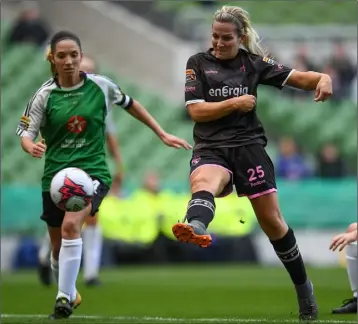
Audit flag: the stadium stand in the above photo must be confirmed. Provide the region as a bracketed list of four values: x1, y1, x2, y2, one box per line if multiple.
[117, 1, 357, 41]
[2, 42, 356, 186]
[155, 1, 356, 24]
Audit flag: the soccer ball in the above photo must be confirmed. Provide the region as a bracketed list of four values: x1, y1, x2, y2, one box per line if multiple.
[50, 167, 94, 212]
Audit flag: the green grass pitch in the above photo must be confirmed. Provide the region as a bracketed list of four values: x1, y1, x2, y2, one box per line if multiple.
[1, 265, 357, 323]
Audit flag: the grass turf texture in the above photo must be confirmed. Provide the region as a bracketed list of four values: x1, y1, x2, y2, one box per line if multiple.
[1, 265, 357, 324]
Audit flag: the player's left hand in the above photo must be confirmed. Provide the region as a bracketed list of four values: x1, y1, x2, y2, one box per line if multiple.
[314, 74, 333, 102]
[329, 232, 356, 252]
[160, 133, 192, 150]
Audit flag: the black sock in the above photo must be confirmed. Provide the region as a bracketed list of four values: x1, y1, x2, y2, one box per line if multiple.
[185, 190, 215, 228]
[270, 227, 307, 286]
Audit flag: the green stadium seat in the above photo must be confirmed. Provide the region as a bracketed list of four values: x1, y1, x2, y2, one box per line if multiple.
[2, 45, 37, 87]
[154, 0, 356, 25]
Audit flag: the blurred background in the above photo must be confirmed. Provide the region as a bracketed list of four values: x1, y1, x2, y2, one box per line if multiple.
[0, 0, 357, 321]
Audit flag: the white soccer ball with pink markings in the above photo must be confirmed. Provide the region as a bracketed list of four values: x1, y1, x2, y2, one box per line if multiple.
[50, 167, 94, 212]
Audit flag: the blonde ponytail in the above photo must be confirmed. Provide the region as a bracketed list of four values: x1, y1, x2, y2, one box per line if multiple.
[213, 6, 267, 57]
[44, 45, 56, 77]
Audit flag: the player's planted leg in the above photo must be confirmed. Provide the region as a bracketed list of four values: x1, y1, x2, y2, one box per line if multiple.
[251, 193, 318, 321]
[51, 208, 88, 319]
[270, 228, 317, 321]
[47, 227, 82, 319]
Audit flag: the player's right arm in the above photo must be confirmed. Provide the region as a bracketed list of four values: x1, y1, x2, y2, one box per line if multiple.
[16, 88, 47, 158]
[185, 55, 256, 123]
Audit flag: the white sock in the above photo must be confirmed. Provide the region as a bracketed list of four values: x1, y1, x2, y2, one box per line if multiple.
[82, 225, 103, 280]
[57, 238, 82, 302]
[38, 232, 51, 265]
[346, 242, 357, 298]
[50, 252, 59, 283]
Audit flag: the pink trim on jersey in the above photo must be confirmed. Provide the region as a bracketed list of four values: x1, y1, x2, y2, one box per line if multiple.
[248, 188, 277, 200]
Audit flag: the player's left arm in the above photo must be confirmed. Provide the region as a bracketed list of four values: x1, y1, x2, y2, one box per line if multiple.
[286, 71, 332, 102]
[109, 81, 192, 150]
[257, 56, 332, 102]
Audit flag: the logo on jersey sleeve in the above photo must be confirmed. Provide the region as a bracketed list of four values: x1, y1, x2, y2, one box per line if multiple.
[262, 57, 276, 65]
[185, 86, 196, 92]
[67, 116, 87, 134]
[18, 115, 30, 131]
[191, 156, 201, 166]
[186, 69, 196, 83]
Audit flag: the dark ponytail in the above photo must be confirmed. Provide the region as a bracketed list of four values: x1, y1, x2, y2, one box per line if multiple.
[44, 45, 56, 77]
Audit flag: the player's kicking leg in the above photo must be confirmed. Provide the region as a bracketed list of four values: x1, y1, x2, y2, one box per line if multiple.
[331, 223, 357, 314]
[172, 163, 231, 248]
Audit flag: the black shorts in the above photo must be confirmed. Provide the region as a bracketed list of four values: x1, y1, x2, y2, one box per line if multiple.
[40, 178, 109, 227]
[190, 144, 277, 199]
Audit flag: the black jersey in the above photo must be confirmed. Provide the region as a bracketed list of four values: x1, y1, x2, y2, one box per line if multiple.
[185, 48, 293, 150]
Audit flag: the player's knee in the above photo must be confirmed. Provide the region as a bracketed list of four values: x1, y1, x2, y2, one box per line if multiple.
[255, 203, 286, 239]
[61, 219, 82, 239]
[191, 175, 213, 193]
[191, 169, 228, 196]
[264, 208, 284, 230]
[347, 222, 357, 233]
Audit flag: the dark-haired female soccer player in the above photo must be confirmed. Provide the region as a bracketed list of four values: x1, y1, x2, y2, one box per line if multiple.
[172, 5, 332, 321]
[16, 30, 191, 319]
[37, 55, 123, 288]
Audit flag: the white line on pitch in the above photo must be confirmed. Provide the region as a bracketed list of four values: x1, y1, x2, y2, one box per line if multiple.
[1, 314, 356, 323]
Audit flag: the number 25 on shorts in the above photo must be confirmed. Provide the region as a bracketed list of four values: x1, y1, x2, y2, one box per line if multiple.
[247, 165, 264, 182]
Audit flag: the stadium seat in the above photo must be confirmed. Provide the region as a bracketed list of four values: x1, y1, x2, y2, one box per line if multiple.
[2, 45, 37, 87]
[154, 0, 356, 25]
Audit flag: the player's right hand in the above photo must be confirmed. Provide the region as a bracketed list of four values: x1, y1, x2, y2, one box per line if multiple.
[329, 231, 356, 252]
[29, 140, 46, 158]
[232, 95, 256, 112]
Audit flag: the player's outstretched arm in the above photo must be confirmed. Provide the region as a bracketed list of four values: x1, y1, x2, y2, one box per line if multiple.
[286, 71, 333, 102]
[126, 100, 192, 150]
